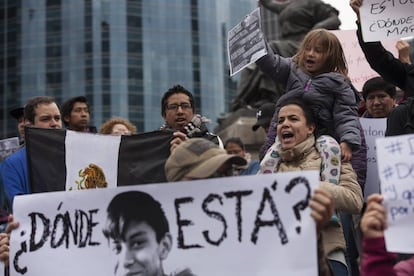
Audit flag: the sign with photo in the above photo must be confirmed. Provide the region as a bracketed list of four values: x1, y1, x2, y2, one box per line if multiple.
[10, 172, 319, 275]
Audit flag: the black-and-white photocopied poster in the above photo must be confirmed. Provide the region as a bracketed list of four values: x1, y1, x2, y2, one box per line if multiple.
[0, 137, 20, 162]
[228, 8, 267, 76]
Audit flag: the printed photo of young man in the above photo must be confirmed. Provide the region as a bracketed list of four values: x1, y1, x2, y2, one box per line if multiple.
[102, 191, 195, 276]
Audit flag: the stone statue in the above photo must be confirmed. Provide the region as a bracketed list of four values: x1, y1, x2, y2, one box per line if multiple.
[232, 0, 341, 111]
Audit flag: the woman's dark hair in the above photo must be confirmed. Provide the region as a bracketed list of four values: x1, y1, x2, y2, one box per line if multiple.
[224, 137, 245, 151]
[224, 137, 246, 150]
[278, 98, 316, 128]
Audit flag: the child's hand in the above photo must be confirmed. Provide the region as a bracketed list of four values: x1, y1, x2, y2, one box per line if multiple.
[340, 142, 352, 161]
[360, 194, 387, 238]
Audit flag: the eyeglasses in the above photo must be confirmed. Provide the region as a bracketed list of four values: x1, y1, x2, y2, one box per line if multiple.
[166, 103, 192, 111]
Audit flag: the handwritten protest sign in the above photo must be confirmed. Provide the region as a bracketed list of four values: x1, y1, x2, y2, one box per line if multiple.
[228, 7, 267, 76]
[360, 118, 387, 199]
[330, 29, 397, 91]
[360, 0, 414, 42]
[10, 172, 319, 276]
[376, 134, 414, 253]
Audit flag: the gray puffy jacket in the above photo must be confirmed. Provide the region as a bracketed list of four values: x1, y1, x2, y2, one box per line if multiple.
[256, 46, 361, 156]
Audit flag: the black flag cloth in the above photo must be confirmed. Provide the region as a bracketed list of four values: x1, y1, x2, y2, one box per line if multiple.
[25, 128, 173, 193]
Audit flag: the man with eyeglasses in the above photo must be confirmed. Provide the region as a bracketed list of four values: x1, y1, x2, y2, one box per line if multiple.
[160, 84, 222, 151]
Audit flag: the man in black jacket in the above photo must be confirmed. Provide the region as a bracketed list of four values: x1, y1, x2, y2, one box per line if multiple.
[350, 0, 414, 136]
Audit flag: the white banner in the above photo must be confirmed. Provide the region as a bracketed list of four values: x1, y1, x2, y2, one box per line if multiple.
[10, 172, 319, 276]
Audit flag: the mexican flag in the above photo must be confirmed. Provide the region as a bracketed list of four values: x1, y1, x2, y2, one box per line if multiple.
[25, 128, 173, 193]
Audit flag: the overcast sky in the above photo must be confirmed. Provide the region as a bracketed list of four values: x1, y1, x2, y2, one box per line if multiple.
[323, 0, 357, 30]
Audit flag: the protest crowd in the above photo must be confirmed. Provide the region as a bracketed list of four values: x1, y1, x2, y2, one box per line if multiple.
[1, 0, 414, 275]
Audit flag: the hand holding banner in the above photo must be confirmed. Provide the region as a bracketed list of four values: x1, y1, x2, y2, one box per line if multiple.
[10, 172, 319, 275]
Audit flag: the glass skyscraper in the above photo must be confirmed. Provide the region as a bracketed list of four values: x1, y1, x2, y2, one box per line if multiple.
[0, 0, 256, 138]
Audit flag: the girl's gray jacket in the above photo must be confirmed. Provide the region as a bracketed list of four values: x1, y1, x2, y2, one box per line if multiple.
[256, 45, 362, 155]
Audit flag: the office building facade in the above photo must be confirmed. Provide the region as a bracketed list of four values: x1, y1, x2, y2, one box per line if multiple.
[0, 0, 256, 138]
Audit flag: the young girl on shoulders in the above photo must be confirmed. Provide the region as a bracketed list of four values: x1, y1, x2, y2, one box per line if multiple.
[257, 29, 362, 178]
